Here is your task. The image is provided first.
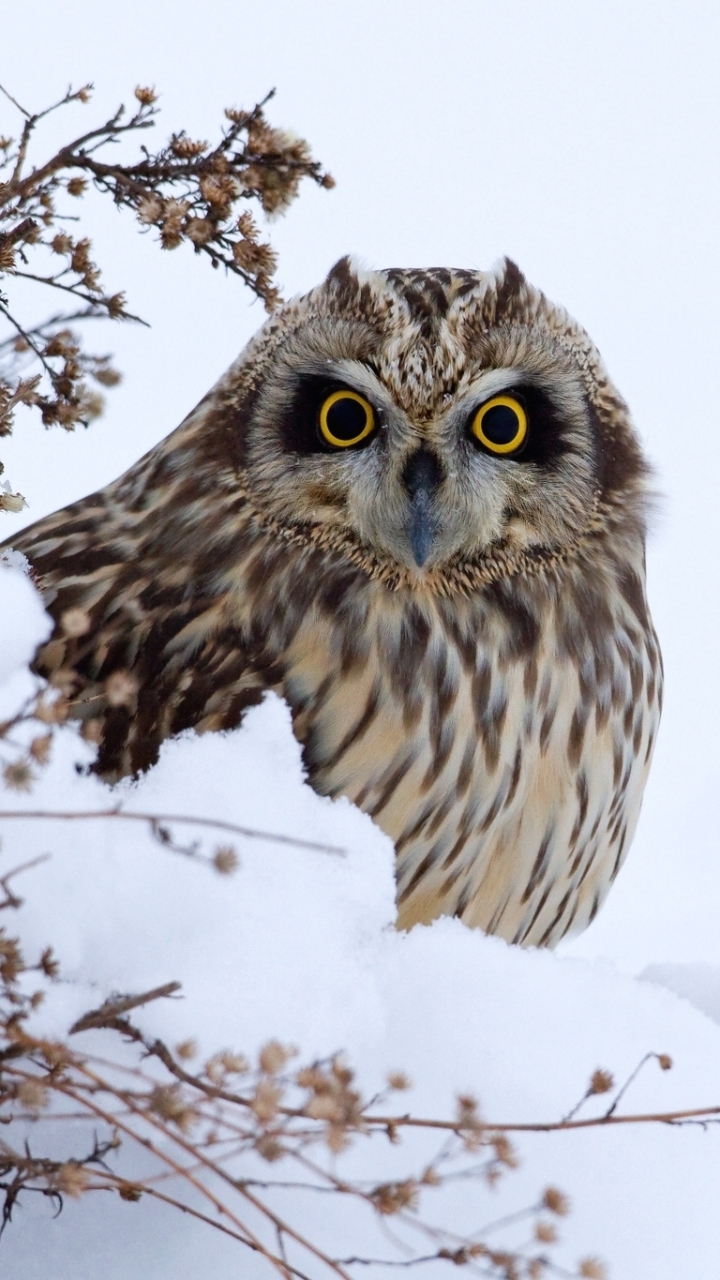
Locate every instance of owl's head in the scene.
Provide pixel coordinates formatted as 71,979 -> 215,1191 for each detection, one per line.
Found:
211,257 -> 649,590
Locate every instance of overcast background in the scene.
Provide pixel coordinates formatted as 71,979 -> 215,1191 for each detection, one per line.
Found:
2,2 -> 720,1013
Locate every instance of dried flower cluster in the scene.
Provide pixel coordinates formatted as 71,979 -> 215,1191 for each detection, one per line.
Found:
0,79 -> 332,504
0,860 -> 614,1279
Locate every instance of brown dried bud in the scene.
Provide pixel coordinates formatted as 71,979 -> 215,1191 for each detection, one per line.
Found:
53,1163 -> 89,1197
134,86 -> 158,105
259,1040 -> 295,1075
220,1051 -> 249,1074
148,1085 -> 197,1131
542,1186 -> 570,1217
305,1094 -> 342,1122
370,1180 -> 418,1216
386,1071 -> 411,1091
118,1183 -> 143,1202
39,946 -> 59,978
212,845 -> 239,876
657,1053 -> 673,1071
256,1135 -> 283,1162
2,760 -> 35,792
136,196 -> 163,225
175,1039 -> 198,1061
92,364 -> 121,387
29,734 -> 53,765
185,217 -> 215,246
17,1078 -> 48,1111
535,1220 -> 557,1244
589,1069 -> 614,1096
66,177 -> 87,197
170,134 -> 208,158
51,233 -> 73,255
251,1080 -> 282,1122
579,1260 -> 607,1280
106,293 -> 127,319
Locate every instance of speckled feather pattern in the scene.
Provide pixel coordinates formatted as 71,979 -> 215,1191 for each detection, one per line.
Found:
4,258 -> 661,946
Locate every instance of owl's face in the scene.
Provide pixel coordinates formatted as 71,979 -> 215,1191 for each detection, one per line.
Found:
235,259 -> 646,584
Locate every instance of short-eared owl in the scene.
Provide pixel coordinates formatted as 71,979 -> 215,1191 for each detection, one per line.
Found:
3,257 -> 662,947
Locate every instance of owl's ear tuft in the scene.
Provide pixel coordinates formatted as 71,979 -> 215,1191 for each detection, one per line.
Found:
494,258 -> 527,322
325,255 -> 363,304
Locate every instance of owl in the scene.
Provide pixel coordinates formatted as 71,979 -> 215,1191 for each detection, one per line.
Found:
2,257 -> 662,947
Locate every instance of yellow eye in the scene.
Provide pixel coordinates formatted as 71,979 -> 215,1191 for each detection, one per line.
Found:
318,389 -> 375,449
471,395 -> 528,455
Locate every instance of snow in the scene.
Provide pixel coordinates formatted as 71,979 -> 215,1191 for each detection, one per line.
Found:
3,562 -> 720,1280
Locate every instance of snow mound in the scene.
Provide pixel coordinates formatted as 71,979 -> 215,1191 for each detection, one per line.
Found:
2,567 -> 720,1279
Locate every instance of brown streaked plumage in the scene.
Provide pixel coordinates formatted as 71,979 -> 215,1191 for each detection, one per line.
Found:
2,257 -> 662,946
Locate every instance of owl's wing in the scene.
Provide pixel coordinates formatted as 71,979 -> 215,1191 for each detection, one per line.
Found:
3,391 -> 278,780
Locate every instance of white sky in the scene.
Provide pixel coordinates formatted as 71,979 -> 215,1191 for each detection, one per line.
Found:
2,0 -> 720,971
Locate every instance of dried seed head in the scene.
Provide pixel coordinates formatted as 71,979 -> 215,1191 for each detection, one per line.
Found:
657,1053 -> 673,1071
491,1133 -> 518,1168
106,293 -> 127,319
175,1039 -> 198,1061
53,1163 -> 89,1197
386,1071 -> 411,1091
148,1085 -> 197,1132
579,1260 -> 606,1279
256,1135 -> 283,1162
185,217 -> 215,246
212,845 -> 239,876
305,1094 -> 343,1122
170,134 -> 208,158
118,1183 -> 143,1202
39,946 -> 59,979
370,1179 -> 419,1216
29,733 -> 53,765
3,761 -> 35,792
589,1069 -> 614,1096
92,364 -> 122,387
251,1080 -> 282,1122
51,232 -> 73,255
543,1187 -> 570,1217
17,1078 -> 49,1111
259,1040 -> 295,1075
134,86 -> 158,105
535,1221 -> 557,1244
136,195 -> 163,225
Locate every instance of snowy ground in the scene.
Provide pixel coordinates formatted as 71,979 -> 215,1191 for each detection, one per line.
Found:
2,559 -> 720,1280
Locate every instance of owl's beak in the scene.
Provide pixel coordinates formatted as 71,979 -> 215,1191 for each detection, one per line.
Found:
403,449 -> 442,568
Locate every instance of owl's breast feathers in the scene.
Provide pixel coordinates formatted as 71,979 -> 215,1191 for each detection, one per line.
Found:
8,450 -> 660,948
